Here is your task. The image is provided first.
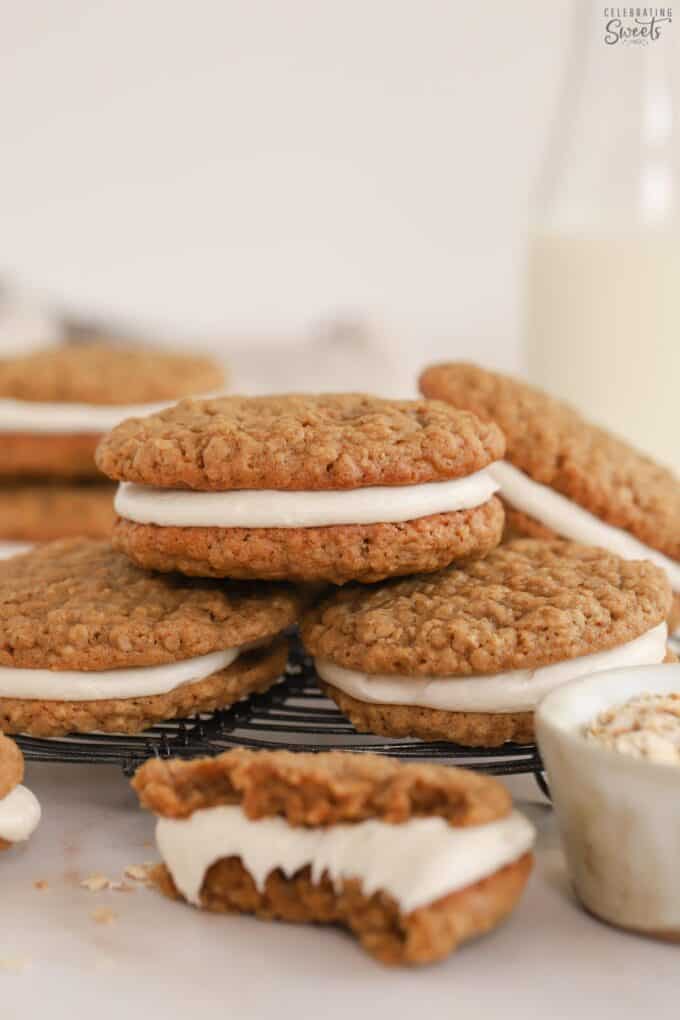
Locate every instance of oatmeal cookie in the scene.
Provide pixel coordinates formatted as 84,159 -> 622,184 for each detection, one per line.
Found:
97,393 -> 506,583
0,539 -> 304,736
301,539 -> 673,746
419,363 -> 680,592
133,749 -> 534,965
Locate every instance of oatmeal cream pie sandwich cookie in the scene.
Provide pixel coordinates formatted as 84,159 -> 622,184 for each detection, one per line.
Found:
419,362 -> 680,629
302,539 -> 675,748
0,539 -> 304,736
0,343 -> 224,479
0,733 -> 41,850
133,749 -> 535,966
96,393 -> 506,584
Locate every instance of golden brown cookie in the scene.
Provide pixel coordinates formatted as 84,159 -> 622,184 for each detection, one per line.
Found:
133,749 -> 534,965
0,343 -> 224,479
133,747 -> 511,825
0,343 -> 223,405
0,480 -> 116,541
419,362 -> 680,595
319,685 -> 536,747
96,393 -> 504,490
0,433 -> 104,480
0,538 -> 302,670
0,640 -> 287,737
110,499 -> 504,584
0,539 -> 304,735
97,393 -> 506,583
151,851 -> 533,966
0,732 -> 23,800
320,647 -> 678,747
501,504 -> 680,632
302,539 -> 673,747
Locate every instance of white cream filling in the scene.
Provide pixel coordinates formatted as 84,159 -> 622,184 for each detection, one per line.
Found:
0,396 -> 182,434
0,784 -> 41,843
490,461 -> 680,593
0,647 -> 244,701
0,541 -> 33,561
155,805 -> 535,912
114,468 -> 500,529
317,623 -> 669,714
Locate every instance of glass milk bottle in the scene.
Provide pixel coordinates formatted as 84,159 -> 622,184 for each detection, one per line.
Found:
526,3 -> 680,472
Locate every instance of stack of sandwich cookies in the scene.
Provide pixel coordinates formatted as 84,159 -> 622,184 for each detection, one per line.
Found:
302,540 -> 674,747
96,393 -> 505,584
0,343 -> 224,545
420,362 -> 680,629
0,733 -> 41,849
0,539 -> 304,736
133,749 -> 535,966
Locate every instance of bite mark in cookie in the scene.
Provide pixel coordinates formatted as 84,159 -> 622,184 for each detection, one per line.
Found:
133,749 -> 534,965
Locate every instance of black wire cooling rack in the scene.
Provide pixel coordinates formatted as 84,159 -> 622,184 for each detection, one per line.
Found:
15,636 -> 548,795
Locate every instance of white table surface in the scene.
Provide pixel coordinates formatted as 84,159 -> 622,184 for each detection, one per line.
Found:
3,763 -> 678,1020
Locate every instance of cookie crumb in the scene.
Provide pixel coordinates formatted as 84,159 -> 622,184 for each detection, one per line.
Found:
124,864 -> 150,882
111,881 -> 134,893
33,879 -> 49,891
80,873 -> 111,892
91,908 -> 117,925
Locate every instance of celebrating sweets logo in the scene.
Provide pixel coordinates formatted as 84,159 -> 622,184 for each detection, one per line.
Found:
603,7 -> 672,43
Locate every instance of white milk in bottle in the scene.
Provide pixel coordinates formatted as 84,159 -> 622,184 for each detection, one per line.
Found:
526,5 -> 680,472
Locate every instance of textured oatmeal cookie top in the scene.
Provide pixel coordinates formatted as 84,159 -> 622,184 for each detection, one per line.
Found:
0,343 -> 223,406
0,539 -> 304,671
133,748 -> 511,826
302,539 -> 671,676
419,362 -> 680,561
0,733 -> 23,799
95,393 -> 505,491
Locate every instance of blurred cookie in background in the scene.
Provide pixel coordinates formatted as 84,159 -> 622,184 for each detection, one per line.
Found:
0,479 -> 116,543
0,343 -> 225,479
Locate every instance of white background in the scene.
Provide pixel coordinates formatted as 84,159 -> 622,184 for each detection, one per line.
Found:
0,0 -> 571,371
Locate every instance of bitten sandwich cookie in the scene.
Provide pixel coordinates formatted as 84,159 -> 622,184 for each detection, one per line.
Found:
0,343 -> 224,479
419,362 -> 680,629
133,749 -> 535,966
96,393 -> 506,584
0,733 -> 41,849
302,540 -> 674,747
0,480 -> 116,541
0,539 -> 304,736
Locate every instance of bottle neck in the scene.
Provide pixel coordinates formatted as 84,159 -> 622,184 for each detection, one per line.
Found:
535,1 -> 679,234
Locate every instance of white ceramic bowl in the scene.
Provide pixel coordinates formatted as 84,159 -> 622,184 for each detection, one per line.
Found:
536,662 -> 680,940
